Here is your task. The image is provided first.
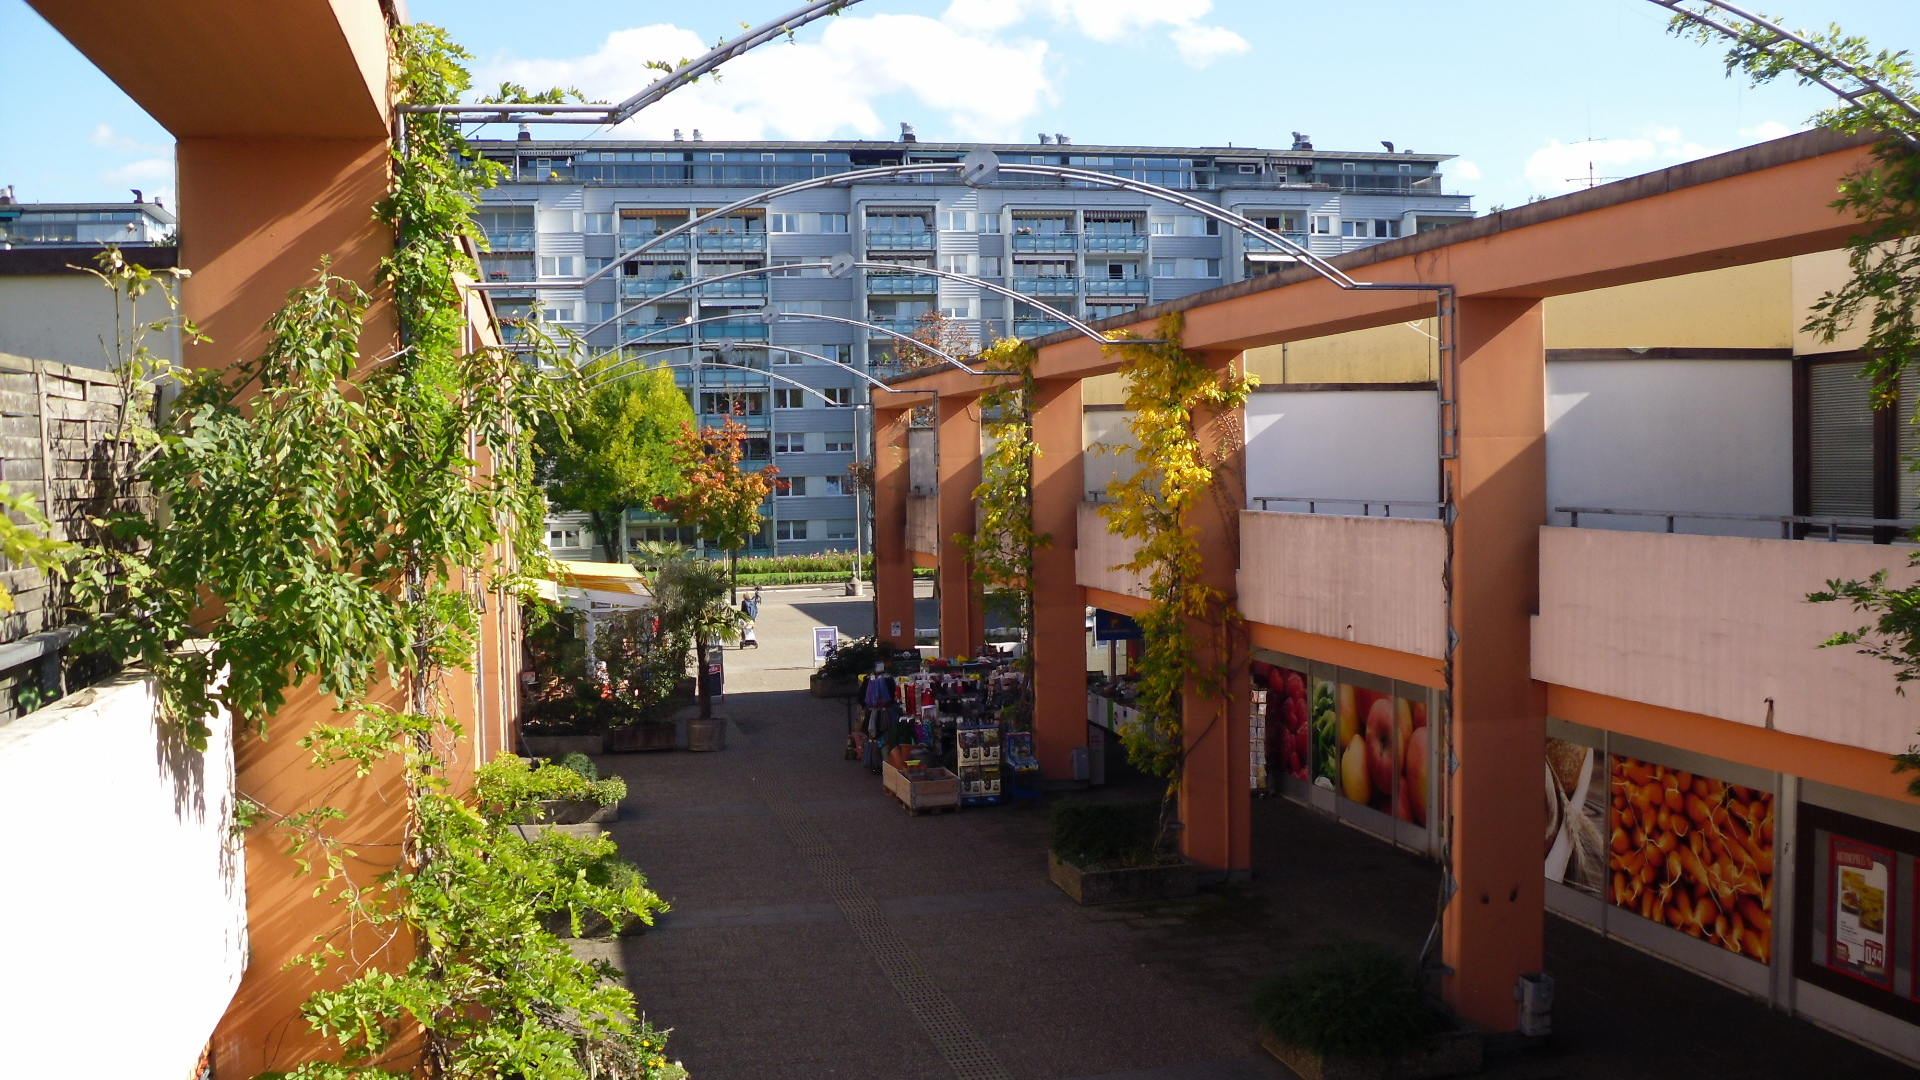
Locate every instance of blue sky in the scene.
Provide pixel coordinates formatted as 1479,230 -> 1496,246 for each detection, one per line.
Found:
4,0 -> 1917,213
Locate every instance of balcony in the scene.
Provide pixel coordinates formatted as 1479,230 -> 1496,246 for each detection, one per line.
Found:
1012,277 -> 1078,297
1084,234 -> 1147,253
481,229 -> 535,252
908,494 -> 939,556
866,273 -> 939,294
1084,278 -> 1149,297
1243,233 -> 1313,254
1238,510 -> 1449,660
865,231 -> 936,252
623,323 -> 694,344
696,232 -> 767,253
1012,232 -> 1079,253
1533,525 -> 1920,755
697,278 -> 769,299
866,318 -> 928,336
479,257 -> 535,283
701,318 -> 770,342
1076,502 -> 1146,598
619,232 -> 691,252
1014,319 -> 1071,337
620,277 -> 688,298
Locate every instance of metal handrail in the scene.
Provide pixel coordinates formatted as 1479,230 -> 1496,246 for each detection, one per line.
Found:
1252,496 -> 1445,518
1556,506 -> 1920,541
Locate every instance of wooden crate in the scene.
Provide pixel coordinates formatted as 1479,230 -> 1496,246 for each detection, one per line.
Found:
882,762 -> 960,815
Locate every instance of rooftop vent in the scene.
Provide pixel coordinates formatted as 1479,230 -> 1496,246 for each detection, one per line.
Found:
692,129 -> 703,141
517,123 -> 531,142
131,189 -> 143,203
1055,133 -> 1070,145
1381,140 -> 1395,154
900,122 -> 916,143
1037,133 -> 1052,145
1291,131 -> 1313,151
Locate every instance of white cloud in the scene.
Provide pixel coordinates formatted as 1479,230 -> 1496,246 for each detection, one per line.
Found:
1451,159 -> 1483,181
478,1 -> 1250,143
1739,119 -> 1796,142
1522,128 -> 1722,194
103,158 -> 173,183
90,123 -> 168,155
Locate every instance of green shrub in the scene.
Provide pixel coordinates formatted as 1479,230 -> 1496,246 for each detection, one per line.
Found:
818,636 -> 887,680
1049,799 -> 1160,867
557,752 -> 597,782
1252,941 -> 1445,1059
476,754 -> 627,815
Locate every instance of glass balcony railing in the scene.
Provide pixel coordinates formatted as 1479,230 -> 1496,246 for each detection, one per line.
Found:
702,318 -> 770,342
619,232 -> 691,252
1012,277 -> 1078,297
1014,319 -> 1071,337
698,278 -> 770,299
866,318 -> 928,336
865,232 -> 936,252
1084,234 -> 1147,253
480,259 -> 536,282
481,229 -> 535,252
1084,278 -> 1149,297
695,233 -> 767,253
1243,233 -> 1312,254
866,273 -> 939,294
620,277 -> 689,298
622,323 -> 694,343
1011,232 -> 1078,253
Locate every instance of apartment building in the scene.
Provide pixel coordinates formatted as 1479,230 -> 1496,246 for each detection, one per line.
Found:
470,134 -> 1473,561
0,193 -> 180,369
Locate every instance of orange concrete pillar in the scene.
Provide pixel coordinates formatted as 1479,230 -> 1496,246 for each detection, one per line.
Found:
1177,351 -> 1252,877
937,392 -> 985,657
1441,297 -> 1548,1033
872,404 -> 915,651
1030,377 -> 1086,778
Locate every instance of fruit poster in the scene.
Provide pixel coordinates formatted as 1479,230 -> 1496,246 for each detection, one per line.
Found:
1252,660 -> 1313,784
1829,837 -> 1893,989
1545,739 -> 1607,899
1328,681 -> 1429,825
1607,755 -> 1775,964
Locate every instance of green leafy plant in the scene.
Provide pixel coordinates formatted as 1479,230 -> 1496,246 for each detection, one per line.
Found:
475,753 -> 626,815
650,417 -> 777,599
543,364 -> 695,562
1048,799 -> 1162,868
1098,314 -> 1255,792
817,636 -> 886,680
651,550 -> 742,720
1252,941 -> 1445,1059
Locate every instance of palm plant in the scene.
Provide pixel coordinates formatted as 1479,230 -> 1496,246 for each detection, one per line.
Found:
651,553 -> 741,720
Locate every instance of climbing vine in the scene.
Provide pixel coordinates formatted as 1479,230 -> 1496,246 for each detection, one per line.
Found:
955,339 -> 1046,708
1098,314 -> 1255,784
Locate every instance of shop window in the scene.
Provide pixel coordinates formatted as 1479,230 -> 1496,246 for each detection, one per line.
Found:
1794,803 -> 1920,1023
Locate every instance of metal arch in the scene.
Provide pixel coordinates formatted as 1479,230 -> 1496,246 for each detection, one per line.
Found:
594,358 -> 840,404
740,310 -> 1014,375
849,260 -> 1103,342
1649,0 -> 1920,143
584,342 -> 904,393
402,0 -> 875,127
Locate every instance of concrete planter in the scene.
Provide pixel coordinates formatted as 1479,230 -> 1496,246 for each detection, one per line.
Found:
1258,1026 -> 1482,1080
810,674 -> 860,699
1047,850 -> 1197,905
544,909 -> 650,939
529,798 -> 618,825
521,734 -> 604,759
604,723 -> 677,753
687,716 -> 728,752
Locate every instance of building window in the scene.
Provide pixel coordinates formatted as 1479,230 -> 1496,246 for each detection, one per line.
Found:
824,521 -> 856,540
977,256 -> 1002,277
547,528 -> 582,548
772,350 -> 804,365
976,214 -> 1000,234
742,436 -> 770,461
1150,220 -> 1175,236
937,210 -> 970,231
1203,259 -> 1220,278
539,255 -> 579,277
775,476 -> 808,497
1311,215 -> 1333,235
543,301 -> 579,323
940,305 -> 971,320
769,212 -> 803,233
775,519 -> 806,541
824,436 -> 854,453
588,301 -> 620,324
774,388 -> 806,409
1375,219 -> 1401,238
824,475 -> 850,496
774,432 -> 805,454
771,256 -> 827,278
822,387 -> 853,407
824,344 -> 852,364
820,213 -> 849,234
1152,259 -> 1176,277
1204,217 -> 1220,236
938,253 -> 970,275
584,213 -> 614,234
701,391 -> 765,416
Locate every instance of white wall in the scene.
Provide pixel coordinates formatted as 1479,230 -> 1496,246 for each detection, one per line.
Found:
907,427 -> 936,494
0,671 -> 245,1079
1083,409 -> 1140,501
1244,389 -> 1439,515
1546,359 -> 1791,537
0,276 -> 182,371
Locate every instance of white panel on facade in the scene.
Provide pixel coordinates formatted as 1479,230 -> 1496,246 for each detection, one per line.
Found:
1546,359 -> 1792,536
1244,389 -> 1439,512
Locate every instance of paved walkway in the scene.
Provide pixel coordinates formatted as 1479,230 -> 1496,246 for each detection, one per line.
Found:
588,588 -> 1918,1079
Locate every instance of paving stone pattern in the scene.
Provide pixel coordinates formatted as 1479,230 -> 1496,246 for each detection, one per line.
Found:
592,587 -> 1917,1079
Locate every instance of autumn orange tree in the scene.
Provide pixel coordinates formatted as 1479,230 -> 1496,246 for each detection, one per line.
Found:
650,417 -> 777,600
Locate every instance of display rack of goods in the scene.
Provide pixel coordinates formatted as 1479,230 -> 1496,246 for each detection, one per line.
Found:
957,724 -> 1003,804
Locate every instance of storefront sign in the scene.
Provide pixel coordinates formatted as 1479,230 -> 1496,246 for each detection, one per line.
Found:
1093,609 -> 1143,642
1830,837 -> 1894,989
813,626 -> 838,662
